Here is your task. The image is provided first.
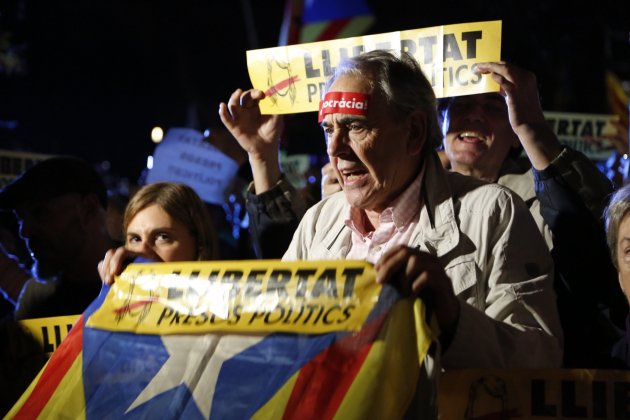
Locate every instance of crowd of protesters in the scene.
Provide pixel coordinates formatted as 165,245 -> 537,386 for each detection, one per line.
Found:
0,47 -> 629,416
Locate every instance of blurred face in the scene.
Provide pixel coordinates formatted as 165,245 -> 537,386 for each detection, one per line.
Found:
16,193 -> 88,279
442,93 -> 519,182
126,204 -> 197,262
616,213 -> 630,304
321,74 -> 422,212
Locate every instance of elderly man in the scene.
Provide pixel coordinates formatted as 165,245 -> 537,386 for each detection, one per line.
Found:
220,50 -> 562,369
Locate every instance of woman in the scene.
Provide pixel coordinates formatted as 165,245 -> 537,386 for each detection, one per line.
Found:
98,182 -> 218,285
605,183 -> 630,367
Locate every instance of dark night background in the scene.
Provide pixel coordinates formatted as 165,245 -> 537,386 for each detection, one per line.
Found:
0,0 -> 629,184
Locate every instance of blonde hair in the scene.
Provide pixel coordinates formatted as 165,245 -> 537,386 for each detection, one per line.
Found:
124,182 -> 218,260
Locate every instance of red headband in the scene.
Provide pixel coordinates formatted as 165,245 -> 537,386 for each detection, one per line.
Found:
318,92 -> 370,123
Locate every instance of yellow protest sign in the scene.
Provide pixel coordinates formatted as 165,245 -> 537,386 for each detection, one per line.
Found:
87,259 -> 380,335
246,20 -> 502,114
543,111 -> 620,161
439,368 -> 630,419
18,315 -> 80,356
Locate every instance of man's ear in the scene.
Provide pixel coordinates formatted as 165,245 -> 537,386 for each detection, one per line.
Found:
80,193 -> 104,221
407,109 -> 427,156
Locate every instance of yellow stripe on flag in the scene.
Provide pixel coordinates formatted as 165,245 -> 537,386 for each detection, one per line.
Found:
37,351 -> 86,419
334,298 -> 437,418
251,372 -> 299,419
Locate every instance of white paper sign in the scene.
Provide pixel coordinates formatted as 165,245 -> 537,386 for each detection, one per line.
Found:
146,128 -> 239,204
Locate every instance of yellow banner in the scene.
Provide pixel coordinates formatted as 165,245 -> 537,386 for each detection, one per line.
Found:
247,20 -> 502,114
87,259 -> 380,334
18,315 -> 80,356
543,111 -> 620,161
439,368 -> 630,419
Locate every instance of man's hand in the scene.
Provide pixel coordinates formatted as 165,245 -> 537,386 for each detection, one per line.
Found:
475,62 -> 562,170
375,245 -> 460,345
218,88 -> 284,193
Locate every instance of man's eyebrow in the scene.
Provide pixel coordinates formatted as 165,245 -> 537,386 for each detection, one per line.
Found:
338,116 -> 364,125
486,93 -> 505,102
320,115 -> 367,130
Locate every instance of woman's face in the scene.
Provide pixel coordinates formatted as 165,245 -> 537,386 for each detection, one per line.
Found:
617,213 -> 630,304
125,204 -> 197,262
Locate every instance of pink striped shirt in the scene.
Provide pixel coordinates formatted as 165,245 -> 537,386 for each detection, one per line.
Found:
345,167 -> 424,264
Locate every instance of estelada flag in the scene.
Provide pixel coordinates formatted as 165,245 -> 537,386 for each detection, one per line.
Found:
278,0 -> 375,46
7,260 -> 437,419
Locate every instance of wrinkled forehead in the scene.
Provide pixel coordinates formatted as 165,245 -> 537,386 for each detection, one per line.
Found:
328,73 -> 372,94
446,92 -> 505,110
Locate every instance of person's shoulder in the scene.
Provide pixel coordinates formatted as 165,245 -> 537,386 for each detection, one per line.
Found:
305,190 -> 347,214
15,278 -> 57,320
447,171 -> 526,211
299,191 -> 348,230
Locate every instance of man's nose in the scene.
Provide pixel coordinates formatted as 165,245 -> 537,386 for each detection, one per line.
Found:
326,130 -> 349,158
463,103 -> 486,122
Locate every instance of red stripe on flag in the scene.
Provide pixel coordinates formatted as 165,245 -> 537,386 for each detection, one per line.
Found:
317,18 -> 351,42
282,314 -> 387,420
14,315 -> 85,418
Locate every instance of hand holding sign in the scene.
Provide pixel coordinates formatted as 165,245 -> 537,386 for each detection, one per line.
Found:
219,89 -> 284,194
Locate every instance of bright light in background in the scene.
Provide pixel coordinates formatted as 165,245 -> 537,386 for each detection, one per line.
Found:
151,126 -> 164,143
147,155 -> 153,169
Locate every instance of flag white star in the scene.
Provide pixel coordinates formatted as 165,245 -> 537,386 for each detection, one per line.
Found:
126,333 -> 264,418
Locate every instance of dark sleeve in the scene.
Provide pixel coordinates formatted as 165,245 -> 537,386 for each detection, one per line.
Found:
537,147 -> 614,219
534,153 -> 628,366
245,176 -> 308,259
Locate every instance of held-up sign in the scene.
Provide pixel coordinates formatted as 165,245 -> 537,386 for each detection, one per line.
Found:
246,20 -> 502,114
544,112 -> 621,161
146,128 -> 239,205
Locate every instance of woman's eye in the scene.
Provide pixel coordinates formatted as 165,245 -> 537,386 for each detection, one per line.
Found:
156,233 -> 170,242
127,236 -> 140,244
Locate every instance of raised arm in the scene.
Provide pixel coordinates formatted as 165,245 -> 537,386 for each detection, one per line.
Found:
218,88 -> 284,194
475,62 -> 563,170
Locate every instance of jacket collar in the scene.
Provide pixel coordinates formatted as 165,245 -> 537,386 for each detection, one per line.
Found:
322,151 -> 461,259
410,151 -> 460,257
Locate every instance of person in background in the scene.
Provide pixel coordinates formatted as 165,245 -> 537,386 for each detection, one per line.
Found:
0,156 -> 114,414
105,192 -> 129,246
605,182 -> 630,367
0,156 -> 114,320
599,120 -> 629,188
220,50 -> 563,377
99,182 -> 218,285
438,62 -> 626,367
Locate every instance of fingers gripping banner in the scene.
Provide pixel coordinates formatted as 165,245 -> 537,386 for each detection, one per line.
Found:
8,259 -> 438,419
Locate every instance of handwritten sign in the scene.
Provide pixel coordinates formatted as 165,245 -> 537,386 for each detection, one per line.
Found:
146,128 -> 239,205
